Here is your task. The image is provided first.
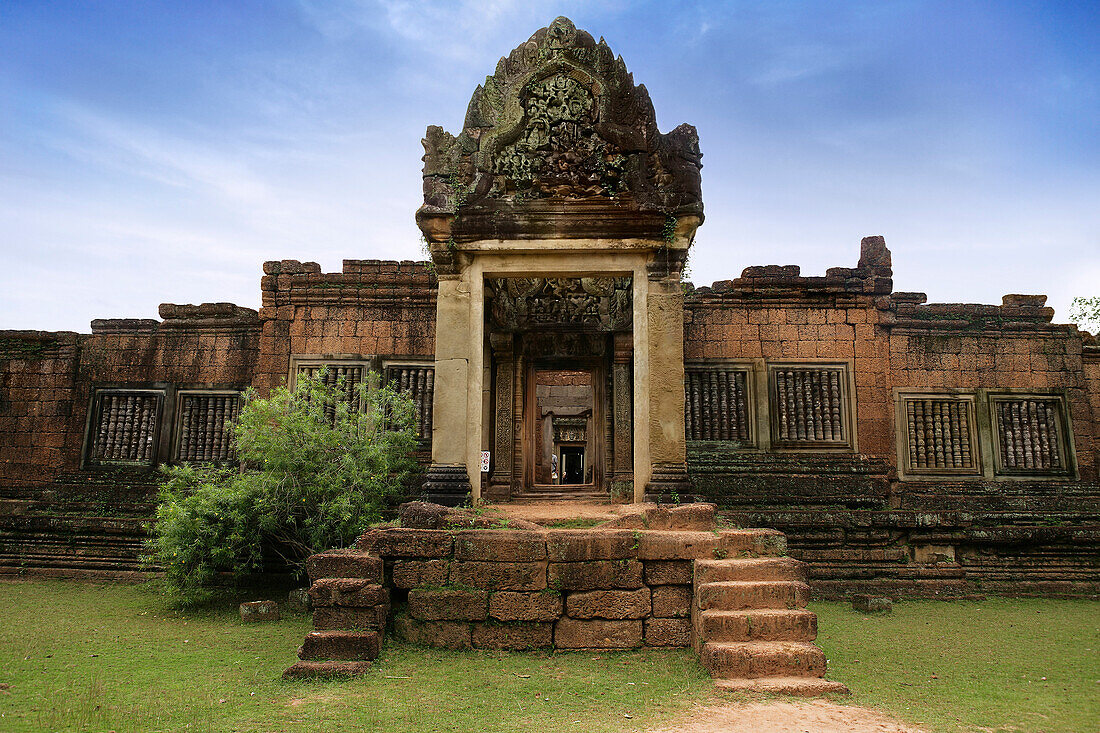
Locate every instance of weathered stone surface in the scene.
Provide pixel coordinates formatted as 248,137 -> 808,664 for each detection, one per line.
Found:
286,588 -> 312,614
696,581 -> 811,611
565,588 -> 651,619
391,559 -> 450,589
407,589 -> 489,621
700,641 -> 826,679
306,551 -> 382,582
298,630 -> 381,661
453,530 -> 547,562
643,560 -> 693,586
312,606 -> 389,631
851,595 -> 893,613
309,579 -> 388,608
472,622 -> 554,650
357,528 -> 453,558
696,609 -> 817,643
637,530 -> 786,560
650,585 -> 692,618
489,591 -> 563,622
644,618 -> 692,647
393,615 -> 472,649
239,600 -> 279,623
397,501 -> 451,529
544,530 -> 639,561
554,618 -> 643,649
602,504 -> 717,531
547,560 -> 644,590
449,561 -> 547,591
282,660 -> 372,679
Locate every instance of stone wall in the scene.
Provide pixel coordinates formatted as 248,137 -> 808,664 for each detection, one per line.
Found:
351,526 -> 783,650
253,259 -> 436,396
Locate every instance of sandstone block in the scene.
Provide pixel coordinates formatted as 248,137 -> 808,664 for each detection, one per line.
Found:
282,660 -> 371,679
565,588 -> 651,619
239,600 -> 279,623
286,588 -> 311,614
306,551 -> 382,582
357,528 -> 453,558
851,595 -> 892,613
312,605 -> 389,631
449,561 -> 548,591
548,560 -> 644,590
644,618 -> 692,647
472,622 -> 553,650
637,530 -> 786,560
489,591 -> 563,622
643,560 -> 693,585
650,585 -> 692,618
298,630 -> 381,661
700,641 -> 826,679
554,618 -> 642,649
392,559 -> 450,589
393,615 -> 471,649
408,588 -> 488,621
453,530 -> 547,562
309,579 -> 389,608
544,530 -> 638,561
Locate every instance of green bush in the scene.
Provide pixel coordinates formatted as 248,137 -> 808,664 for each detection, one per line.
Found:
148,372 -> 419,604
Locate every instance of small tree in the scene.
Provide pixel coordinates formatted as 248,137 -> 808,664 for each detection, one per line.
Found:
1068,296 -> 1100,334
148,372 -> 418,604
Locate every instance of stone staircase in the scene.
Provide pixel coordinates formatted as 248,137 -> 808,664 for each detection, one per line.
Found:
283,551 -> 391,678
692,556 -> 848,695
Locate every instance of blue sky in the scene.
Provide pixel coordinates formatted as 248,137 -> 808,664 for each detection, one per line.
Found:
1,1 -> 1097,331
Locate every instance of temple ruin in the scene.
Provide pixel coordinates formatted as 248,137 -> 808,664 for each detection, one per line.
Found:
1,17 -> 1097,603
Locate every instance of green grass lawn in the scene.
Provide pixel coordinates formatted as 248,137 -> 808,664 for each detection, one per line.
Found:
1,580 -> 1097,732
812,598 -> 1100,733
0,580 -> 710,732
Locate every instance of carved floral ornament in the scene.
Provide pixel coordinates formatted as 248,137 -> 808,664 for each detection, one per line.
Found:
486,277 -> 632,332
418,17 -> 703,224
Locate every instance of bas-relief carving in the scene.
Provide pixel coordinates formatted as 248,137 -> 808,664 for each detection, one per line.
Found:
486,277 -> 632,332
418,16 -> 702,222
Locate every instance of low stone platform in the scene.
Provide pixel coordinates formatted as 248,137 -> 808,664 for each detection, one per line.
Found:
285,502 -> 847,695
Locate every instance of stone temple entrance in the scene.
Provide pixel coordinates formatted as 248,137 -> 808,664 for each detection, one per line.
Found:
416,17 -> 704,506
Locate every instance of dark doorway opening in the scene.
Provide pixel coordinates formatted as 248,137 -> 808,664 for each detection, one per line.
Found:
560,445 -> 585,485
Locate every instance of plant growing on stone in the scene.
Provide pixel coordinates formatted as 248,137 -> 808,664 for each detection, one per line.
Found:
148,371 -> 418,604
1068,296 -> 1100,333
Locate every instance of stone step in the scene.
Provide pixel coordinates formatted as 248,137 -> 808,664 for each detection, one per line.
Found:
282,660 -> 373,679
700,641 -> 827,679
714,677 -> 849,696
694,557 -> 805,585
298,630 -> 382,661
696,580 -> 811,610
696,609 -> 817,643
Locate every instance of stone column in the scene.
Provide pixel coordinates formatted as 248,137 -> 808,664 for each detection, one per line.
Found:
422,274 -> 472,506
487,332 -> 515,499
610,332 -> 634,503
643,262 -> 691,503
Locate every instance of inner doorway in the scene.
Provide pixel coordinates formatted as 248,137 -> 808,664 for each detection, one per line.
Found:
560,445 -> 585,484
528,365 -> 602,491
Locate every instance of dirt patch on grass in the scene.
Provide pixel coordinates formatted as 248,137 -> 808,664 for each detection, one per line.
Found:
647,697 -> 925,733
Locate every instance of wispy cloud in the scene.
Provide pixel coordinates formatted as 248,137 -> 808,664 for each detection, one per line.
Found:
296,0 -> 585,63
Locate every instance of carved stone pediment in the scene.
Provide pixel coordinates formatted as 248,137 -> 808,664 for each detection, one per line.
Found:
418,17 -> 703,242
487,276 -> 632,332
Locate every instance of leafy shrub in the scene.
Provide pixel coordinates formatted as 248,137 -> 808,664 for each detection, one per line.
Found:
148,372 -> 418,604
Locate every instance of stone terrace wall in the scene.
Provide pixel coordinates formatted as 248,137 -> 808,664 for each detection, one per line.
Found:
353,527 -> 784,650
0,305 -> 260,577
682,240 -> 1099,599
252,259 -> 436,395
